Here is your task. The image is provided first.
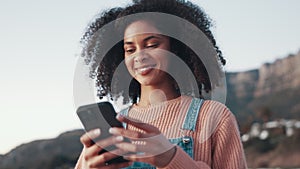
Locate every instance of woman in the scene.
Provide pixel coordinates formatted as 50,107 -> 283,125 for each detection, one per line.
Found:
75,0 -> 247,168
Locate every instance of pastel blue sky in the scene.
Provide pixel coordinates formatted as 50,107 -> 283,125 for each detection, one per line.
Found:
0,0 -> 299,154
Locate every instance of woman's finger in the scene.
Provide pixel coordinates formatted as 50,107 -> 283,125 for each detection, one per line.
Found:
115,140 -> 167,153
80,128 -> 101,147
116,115 -> 160,133
109,127 -> 148,139
123,153 -> 148,162
85,135 -> 124,158
116,140 -> 173,157
95,135 -> 124,149
115,142 -> 143,153
87,149 -> 130,168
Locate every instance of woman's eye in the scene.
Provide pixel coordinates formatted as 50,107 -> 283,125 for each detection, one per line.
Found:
125,48 -> 135,54
146,43 -> 158,48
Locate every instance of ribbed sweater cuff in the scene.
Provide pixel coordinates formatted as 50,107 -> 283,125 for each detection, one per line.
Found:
158,146 -> 210,169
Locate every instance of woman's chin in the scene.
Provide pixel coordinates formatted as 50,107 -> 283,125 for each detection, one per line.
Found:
137,77 -> 156,86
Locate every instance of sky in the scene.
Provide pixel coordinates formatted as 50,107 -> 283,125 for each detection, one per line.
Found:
0,0 -> 299,154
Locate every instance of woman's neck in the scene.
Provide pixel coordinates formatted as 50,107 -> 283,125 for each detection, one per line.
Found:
138,85 -> 180,107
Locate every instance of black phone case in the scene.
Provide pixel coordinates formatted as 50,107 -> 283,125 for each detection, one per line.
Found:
77,102 -> 130,164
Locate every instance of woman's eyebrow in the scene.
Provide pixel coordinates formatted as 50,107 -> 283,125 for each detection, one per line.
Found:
124,35 -> 162,45
143,35 -> 159,42
143,35 -> 161,42
124,41 -> 134,45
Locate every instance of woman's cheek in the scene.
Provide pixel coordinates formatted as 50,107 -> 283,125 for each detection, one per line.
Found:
125,58 -> 135,77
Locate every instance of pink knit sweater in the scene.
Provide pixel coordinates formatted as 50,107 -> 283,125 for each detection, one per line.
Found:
75,96 -> 248,169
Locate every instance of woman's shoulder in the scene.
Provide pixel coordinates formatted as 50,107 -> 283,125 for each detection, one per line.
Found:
202,99 -> 229,110
200,99 -> 234,122
182,96 -> 231,114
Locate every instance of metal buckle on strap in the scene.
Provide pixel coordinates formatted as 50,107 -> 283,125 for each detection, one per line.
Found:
180,128 -> 191,144
182,136 -> 190,143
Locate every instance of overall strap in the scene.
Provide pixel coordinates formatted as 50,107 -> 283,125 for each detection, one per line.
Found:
181,98 -> 204,131
119,107 -> 129,129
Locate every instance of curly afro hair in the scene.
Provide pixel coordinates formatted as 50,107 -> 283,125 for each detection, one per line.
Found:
80,0 -> 226,104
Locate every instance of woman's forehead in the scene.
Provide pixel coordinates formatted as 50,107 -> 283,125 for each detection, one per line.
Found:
123,20 -> 162,39
123,33 -> 166,43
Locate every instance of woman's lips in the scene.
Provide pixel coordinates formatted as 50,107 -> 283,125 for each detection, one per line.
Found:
135,64 -> 156,75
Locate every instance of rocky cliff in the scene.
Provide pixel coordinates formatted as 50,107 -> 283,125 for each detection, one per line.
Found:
255,52 -> 300,97
226,50 -> 300,123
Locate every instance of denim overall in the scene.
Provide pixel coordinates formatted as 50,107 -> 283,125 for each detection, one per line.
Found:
120,98 -> 204,169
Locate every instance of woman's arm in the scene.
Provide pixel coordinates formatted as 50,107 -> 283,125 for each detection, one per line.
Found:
211,111 -> 247,169
160,103 -> 247,169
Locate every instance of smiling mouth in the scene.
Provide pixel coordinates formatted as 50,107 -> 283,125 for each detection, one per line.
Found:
135,64 -> 157,75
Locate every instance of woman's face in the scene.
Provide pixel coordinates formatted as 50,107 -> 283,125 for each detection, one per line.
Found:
123,20 -> 172,87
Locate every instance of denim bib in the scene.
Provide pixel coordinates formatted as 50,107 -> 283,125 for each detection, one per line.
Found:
120,98 -> 204,169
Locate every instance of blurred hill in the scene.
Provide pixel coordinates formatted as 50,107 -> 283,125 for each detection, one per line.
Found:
1,51 -> 300,168
226,50 -> 300,132
0,130 -> 84,169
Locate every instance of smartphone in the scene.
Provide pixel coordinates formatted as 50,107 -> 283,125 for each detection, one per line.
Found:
76,101 -> 129,164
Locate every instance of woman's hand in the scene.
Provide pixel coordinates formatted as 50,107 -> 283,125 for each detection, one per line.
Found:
79,128 -> 132,169
109,115 -> 176,168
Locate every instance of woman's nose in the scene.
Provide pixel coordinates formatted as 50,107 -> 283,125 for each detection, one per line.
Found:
133,50 -> 148,63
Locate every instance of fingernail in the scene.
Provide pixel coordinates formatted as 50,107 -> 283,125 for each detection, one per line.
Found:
116,136 -> 124,141
109,128 -> 116,134
93,128 -> 100,136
